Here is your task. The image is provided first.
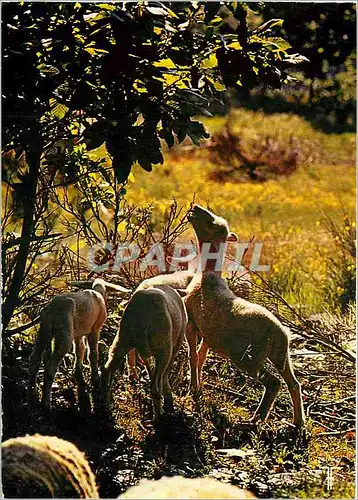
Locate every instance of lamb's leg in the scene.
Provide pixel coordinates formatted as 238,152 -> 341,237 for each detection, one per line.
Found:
42,338 -> 71,412
197,340 -> 209,391
162,370 -> 174,414
150,350 -> 171,422
74,337 -> 86,388
281,355 -> 305,427
162,333 -> 181,414
128,349 -> 139,380
186,321 -> 201,397
75,337 -> 92,413
230,345 -> 281,424
251,369 -> 282,423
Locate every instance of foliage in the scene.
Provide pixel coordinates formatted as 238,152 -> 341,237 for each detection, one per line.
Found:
259,3 -> 356,81
321,211 -> 356,313
245,4 -> 356,131
2,1 -> 301,183
206,114 -> 300,182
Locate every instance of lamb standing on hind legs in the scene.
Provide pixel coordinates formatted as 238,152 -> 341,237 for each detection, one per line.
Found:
184,205 -> 305,428
27,278 -> 130,412
101,284 -> 188,421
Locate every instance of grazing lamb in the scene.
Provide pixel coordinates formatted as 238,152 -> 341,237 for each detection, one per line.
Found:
184,205 -> 305,427
2,434 -> 98,498
118,475 -> 256,499
27,278 -> 130,412
102,284 -> 188,421
126,270 -> 194,379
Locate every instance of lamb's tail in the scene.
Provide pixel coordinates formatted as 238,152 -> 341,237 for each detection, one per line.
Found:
135,326 -> 151,360
272,325 -> 290,372
38,310 -> 54,362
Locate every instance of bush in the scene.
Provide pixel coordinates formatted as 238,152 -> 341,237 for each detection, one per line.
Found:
322,210 -> 356,312
207,118 -> 301,182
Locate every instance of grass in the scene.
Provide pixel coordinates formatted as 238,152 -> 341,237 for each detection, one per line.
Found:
126,108 -> 356,313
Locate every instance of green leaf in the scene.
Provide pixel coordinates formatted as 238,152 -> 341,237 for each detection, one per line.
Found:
49,98 -> 69,119
97,3 -> 116,10
264,37 -> 291,52
38,64 -> 60,76
133,79 -> 148,94
85,46 -> 109,56
254,18 -> 284,35
227,42 -> 242,50
83,121 -> 107,150
211,78 -> 226,92
153,58 -> 176,69
112,153 -> 132,183
160,127 -> 175,148
186,121 -> 210,146
201,53 -> 218,69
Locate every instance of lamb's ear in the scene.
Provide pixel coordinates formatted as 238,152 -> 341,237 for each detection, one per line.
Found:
227,232 -> 239,242
68,280 -> 94,289
104,282 -> 132,295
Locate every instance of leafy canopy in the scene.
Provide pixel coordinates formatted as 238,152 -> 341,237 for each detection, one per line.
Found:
3,2 -> 304,183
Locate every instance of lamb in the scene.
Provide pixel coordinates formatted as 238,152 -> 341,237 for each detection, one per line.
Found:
27,278 -> 130,412
184,205 -> 305,427
118,475 -> 256,499
1,434 -> 98,498
125,270 -> 194,379
101,284 -> 188,421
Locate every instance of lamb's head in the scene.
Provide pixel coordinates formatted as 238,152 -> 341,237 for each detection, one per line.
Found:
92,278 -> 107,299
188,205 -> 238,246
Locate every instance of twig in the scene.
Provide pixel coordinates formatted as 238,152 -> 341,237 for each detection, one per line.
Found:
204,381 -> 248,398
311,420 -> 336,432
314,427 -> 355,437
4,316 -> 40,336
310,412 -> 355,423
310,395 -> 355,407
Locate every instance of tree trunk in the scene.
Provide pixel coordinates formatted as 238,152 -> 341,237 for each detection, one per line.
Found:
2,147 -> 42,332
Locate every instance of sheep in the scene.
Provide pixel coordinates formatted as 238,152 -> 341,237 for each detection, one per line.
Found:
118,475 -> 256,499
184,205 -> 305,427
101,284 -> 188,421
27,278 -> 130,412
125,270 -> 194,379
1,434 -> 98,498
